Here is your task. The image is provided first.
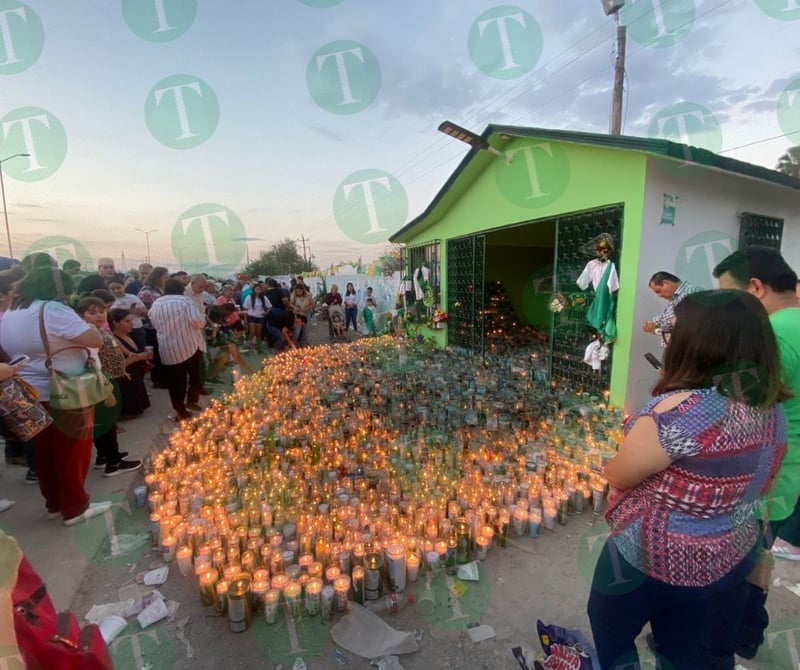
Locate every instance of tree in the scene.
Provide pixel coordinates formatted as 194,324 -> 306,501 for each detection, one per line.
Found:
374,247 -> 404,276
242,238 -> 315,277
776,146 -> 800,179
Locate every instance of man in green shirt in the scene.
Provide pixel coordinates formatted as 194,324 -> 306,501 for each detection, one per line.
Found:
710,246 -> 800,662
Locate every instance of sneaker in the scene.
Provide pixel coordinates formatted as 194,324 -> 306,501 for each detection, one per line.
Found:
24,470 -> 38,485
104,459 -> 142,477
95,451 -> 128,469
772,538 -> 800,561
63,501 -> 112,526
0,499 -> 15,513
47,510 -> 60,520
186,402 -> 203,412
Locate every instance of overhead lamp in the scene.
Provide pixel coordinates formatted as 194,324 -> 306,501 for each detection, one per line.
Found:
601,0 -> 625,15
438,121 -> 511,163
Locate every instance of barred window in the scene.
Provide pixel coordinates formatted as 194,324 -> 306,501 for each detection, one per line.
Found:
407,241 -> 441,310
738,212 -> 783,250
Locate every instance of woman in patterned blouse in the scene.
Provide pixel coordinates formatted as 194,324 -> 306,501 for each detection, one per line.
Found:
587,290 -> 789,670
75,298 -> 142,477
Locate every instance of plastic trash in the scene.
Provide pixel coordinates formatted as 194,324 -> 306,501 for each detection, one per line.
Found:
467,624 -> 496,643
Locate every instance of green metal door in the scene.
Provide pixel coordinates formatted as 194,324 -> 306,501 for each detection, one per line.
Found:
550,205 -> 623,395
446,235 -> 485,356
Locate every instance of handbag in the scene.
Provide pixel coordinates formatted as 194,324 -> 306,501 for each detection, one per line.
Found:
744,547 -> 774,592
13,555 -> 113,670
0,374 -> 53,440
38,303 -> 114,411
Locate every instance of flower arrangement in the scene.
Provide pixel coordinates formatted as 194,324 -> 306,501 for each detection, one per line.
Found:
432,309 -> 449,324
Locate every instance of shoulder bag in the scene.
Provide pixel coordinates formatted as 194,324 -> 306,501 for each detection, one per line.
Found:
38,302 -> 114,411
0,374 -> 53,440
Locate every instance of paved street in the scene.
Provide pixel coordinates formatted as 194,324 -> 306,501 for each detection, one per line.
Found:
2,318 -> 799,669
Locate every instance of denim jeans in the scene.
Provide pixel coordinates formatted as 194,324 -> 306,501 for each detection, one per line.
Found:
587,538 -> 754,670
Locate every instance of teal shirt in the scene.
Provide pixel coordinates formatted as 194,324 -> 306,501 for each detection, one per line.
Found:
769,307 -> 800,520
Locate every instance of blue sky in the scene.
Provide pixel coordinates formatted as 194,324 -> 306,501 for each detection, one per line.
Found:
1,0 -> 798,274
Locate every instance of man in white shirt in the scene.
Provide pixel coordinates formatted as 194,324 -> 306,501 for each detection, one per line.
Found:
149,278 -> 206,420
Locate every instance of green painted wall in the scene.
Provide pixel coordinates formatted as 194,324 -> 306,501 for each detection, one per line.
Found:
403,137 -> 648,407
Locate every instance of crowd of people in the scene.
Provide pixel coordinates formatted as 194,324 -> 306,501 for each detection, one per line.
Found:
0,256 -> 366,524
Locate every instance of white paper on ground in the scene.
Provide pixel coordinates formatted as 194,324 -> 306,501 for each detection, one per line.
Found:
330,604 -> 419,659
137,599 -> 169,629
456,562 -> 480,582
467,624 -> 496,643
143,566 -> 169,586
371,656 -> 404,670
85,600 -> 136,625
98,615 -> 128,644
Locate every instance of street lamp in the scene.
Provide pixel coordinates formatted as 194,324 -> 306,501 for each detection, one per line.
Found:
600,0 -> 627,135
134,228 -> 158,264
437,121 -> 512,163
0,153 -> 30,259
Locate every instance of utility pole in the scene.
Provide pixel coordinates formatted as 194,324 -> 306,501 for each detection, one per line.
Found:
297,234 -> 309,265
609,8 -> 627,136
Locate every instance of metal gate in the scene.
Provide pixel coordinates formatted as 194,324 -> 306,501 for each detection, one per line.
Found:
550,205 -> 623,395
446,235 -> 485,355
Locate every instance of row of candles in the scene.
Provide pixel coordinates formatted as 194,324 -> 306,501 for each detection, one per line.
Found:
145,338 -> 621,631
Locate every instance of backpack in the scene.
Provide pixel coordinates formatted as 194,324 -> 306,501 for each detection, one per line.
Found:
12,556 -> 113,670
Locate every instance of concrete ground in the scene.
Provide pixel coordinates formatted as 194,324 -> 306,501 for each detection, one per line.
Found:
2,316 -> 799,670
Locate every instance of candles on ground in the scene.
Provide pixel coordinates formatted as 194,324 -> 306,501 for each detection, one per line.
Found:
476,534 -> 490,561
529,508 -> 542,538
512,507 -> 528,536
385,543 -> 407,592
305,577 -> 323,615
199,570 -> 218,607
325,565 -> 341,585
284,581 -> 302,621
176,545 -> 192,576
321,584 -> 335,620
215,579 -> 229,613
263,588 -> 281,624
406,551 -> 420,583
334,575 -> 351,612
351,566 -> 366,604
271,573 -> 290,593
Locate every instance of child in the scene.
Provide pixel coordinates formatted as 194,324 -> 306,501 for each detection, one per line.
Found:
330,307 -> 345,340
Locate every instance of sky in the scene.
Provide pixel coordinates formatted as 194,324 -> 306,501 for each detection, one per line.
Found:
0,0 -> 798,276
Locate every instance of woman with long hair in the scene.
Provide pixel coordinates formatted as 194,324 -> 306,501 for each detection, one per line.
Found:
242,283 -> 270,353
109,308 -> 152,418
137,266 -> 169,387
289,283 -> 315,347
343,282 -> 359,333
586,290 -> 790,670
0,267 -> 111,524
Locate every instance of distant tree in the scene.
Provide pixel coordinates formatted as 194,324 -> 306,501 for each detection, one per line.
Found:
776,146 -> 800,179
243,238 -> 315,277
374,247 -> 404,276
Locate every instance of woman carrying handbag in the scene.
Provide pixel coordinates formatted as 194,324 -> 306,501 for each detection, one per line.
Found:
0,268 -> 111,525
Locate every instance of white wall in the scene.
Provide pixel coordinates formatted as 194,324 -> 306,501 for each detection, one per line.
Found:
623,157 -> 800,411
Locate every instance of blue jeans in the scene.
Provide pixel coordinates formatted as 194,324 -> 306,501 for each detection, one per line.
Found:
587,538 -> 754,670
345,306 -> 358,331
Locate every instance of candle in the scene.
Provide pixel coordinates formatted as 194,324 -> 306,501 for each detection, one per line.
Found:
406,551 -> 420,583
251,580 -> 269,611
241,550 -> 255,575
325,565 -> 341,585
223,564 -> 241,582
385,543 -> 407,593
543,505 -> 556,530
334,575 -> 351,612
215,579 -> 229,613
321,584 -> 335,620
308,561 -> 323,579
364,552 -> 383,601
176,545 -> 193,576
283,581 -> 302,621
529,508 -> 542,538
426,550 -> 440,571
351,566 -> 366,604
263,588 -> 281,624
512,507 -> 528,537
228,577 -> 252,633
476,534 -> 489,561
199,570 -> 217,607
271,573 -> 290,592
434,540 -> 447,564
149,512 -> 161,548
253,568 -> 269,585
305,577 -> 323,616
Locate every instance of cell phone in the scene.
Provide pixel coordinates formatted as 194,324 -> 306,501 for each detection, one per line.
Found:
10,354 -> 31,367
644,352 -> 663,370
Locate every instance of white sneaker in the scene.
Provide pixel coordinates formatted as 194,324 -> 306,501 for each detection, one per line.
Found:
63,501 -> 112,526
0,499 -> 15,513
772,538 -> 800,561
